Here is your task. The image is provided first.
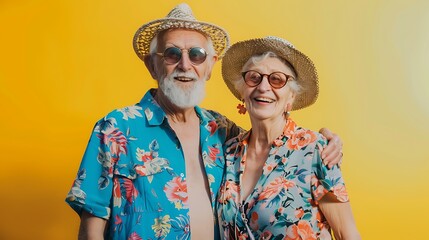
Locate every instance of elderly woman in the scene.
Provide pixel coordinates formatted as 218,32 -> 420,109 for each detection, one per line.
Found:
217,36 -> 360,240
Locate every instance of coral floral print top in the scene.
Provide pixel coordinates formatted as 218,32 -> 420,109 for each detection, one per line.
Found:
217,118 -> 349,240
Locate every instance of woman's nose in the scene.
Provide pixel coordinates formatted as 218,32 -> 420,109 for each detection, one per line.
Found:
257,76 -> 271,91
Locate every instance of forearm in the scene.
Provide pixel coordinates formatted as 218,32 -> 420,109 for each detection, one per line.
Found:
78,211 -> 107,240
329,211 -> 361,240
319,194 -> 361,240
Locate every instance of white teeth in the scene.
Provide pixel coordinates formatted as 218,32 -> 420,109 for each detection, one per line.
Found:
175,77 -> 193,81
255,97 -> 274,103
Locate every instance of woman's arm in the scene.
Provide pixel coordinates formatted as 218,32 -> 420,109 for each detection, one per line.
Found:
78,211 -> 107,240
318,193 -> 361,240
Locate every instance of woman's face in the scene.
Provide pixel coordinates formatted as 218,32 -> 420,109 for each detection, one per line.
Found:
241,57 -> 296,122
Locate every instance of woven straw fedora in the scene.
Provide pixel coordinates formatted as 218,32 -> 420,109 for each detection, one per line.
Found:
222,36 -> 319,111
133,3 -> 230,61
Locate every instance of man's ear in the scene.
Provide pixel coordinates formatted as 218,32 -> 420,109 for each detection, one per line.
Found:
205,55 -> 219,81
144,55 -> 158,80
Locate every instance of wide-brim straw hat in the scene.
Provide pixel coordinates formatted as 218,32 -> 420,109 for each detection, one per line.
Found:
222,36 -> 319,111
133,3 -> 230,60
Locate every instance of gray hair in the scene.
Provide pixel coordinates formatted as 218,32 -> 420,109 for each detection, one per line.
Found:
149,29 -> 216,64
233,51 -> 302,98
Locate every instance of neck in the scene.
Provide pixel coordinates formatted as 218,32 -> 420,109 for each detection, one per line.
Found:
154,89 -> 198,123
248,116 -> 287,149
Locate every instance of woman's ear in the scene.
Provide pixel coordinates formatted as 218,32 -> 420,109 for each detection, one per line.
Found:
287,92 -> 296,110
144,55 -> 158,80
286,103 -> 292,112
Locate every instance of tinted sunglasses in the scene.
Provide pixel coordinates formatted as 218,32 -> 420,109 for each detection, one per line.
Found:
155,47 -> 208,65
241,70 -> 293,89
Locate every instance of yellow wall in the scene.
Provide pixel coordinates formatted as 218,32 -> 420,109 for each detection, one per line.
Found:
1,0 -> 428,239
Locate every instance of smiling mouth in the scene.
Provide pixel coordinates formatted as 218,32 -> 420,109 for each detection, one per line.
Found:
254,97 -> 275,103
174,77 -> 194,82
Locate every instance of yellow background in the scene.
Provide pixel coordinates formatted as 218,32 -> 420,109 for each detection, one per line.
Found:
1,0 -> 428,239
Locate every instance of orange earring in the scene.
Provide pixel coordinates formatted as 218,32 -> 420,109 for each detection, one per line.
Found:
237,100 -> 247,114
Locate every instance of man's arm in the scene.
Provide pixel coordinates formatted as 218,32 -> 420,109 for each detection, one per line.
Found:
78,211 -> 107,240
319,128 -> 343,168
207,110 -> 245,142
219,111 -> 344,168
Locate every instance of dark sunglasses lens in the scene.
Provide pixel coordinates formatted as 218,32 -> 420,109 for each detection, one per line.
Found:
163,47 -> 182,64
188,47 -> 207,64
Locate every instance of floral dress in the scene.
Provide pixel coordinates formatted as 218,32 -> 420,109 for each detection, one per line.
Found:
66,89 -> 241,240
217,119 -> 349,240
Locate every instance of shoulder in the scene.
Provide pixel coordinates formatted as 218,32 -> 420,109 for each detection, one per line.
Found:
101,90 -> 152,122
110,103 -> 144,118
199,107 -> 240,128
93,103 -> 145,131
287,122 -> 327,151
199,108 -> 244,140
307,129 -> 327,150
200,108 -> 226,121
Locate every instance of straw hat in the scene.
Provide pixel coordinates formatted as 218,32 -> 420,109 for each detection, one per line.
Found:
133,3 -> 230,60
222,36 -> 319,111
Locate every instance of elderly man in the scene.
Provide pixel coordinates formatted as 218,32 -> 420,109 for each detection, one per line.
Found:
66,3 -> 343,240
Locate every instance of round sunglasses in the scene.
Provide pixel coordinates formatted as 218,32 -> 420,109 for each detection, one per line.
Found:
155,47 -> 208,65
241,70 -> 293,89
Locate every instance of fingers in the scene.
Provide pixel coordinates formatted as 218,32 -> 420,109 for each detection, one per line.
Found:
319,128 -> 339,159
319,128 -> 343,168
324,150 -> 343,169
319,128 -> 333,140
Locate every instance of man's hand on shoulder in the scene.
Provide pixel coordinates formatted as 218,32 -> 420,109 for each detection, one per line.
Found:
319,128 -> 343,169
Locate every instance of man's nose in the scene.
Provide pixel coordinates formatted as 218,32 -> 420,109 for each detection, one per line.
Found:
177,51 -> 193,71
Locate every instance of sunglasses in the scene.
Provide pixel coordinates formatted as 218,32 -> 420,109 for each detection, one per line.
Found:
241,70 -> 293,89
155,47 -> 208,65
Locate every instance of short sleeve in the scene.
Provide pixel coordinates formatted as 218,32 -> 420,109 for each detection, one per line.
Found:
310,134 -> 349,204
65,120 -> 114,220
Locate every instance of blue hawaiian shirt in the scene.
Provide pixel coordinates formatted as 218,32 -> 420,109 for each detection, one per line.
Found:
66,89 -> 241,240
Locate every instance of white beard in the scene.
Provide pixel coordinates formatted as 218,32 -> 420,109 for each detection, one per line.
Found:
159,70 -> 206,108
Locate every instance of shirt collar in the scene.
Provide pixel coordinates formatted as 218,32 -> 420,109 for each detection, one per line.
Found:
238,118 -> 298,147
138,89 -> 167,126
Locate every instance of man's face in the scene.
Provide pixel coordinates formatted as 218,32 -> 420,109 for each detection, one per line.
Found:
151,29 -> 217,108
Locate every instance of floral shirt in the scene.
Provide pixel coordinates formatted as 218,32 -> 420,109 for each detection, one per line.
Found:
217,119 -> 349,240
66,89 -> 241,240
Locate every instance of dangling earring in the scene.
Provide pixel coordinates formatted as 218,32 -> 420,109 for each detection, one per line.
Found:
237,100 -> 247,114
284,103 -> 291,119
284,111 -> 290,118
